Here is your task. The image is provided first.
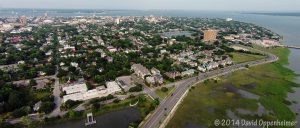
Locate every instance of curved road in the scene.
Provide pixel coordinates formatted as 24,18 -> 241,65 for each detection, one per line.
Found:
143,50 -> 278,128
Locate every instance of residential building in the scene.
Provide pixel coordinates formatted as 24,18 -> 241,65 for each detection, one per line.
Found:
33,101 -> 42,112
107,46 -> 117,52
146,76 -> 156,84
106,56 -> 113,63
167,39 -> 176,45
181,69 -> 195,76
165,71 -> 181,79
151,68 -> 161,75
71,62 -> 79,68
206,62 -> 219,70
153,74 -> 164,84
198,66 -> 207,72
131,64 -> 151,79
160,49 -> 167,54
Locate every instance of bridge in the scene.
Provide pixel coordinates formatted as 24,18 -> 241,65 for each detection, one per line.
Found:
285,45 -> 300,49
279,45 -> 300,49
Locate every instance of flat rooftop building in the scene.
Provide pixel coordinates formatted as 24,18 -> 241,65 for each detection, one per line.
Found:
63,82 -> 122,102
63,92 -> 84,102
116,76 -> 134,91
62,83 -> 88,95
106,81 -> 122,94
83,88 -> 108,100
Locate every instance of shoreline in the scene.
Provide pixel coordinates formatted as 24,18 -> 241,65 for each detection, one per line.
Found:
167,47 -> 300,127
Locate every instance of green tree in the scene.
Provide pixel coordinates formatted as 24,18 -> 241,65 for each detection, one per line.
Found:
39,102 -> 55,114
29,79 -> 37,86
161,87 -> 169,92
11,107 -> 30,118
67,110 -> 82,118
8,92 -> 23,110
129,84 -> 143,92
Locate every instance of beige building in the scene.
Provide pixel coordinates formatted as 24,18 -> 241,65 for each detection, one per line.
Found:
203,30 -> 218,42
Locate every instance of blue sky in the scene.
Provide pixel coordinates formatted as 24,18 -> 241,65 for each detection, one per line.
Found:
0,0 -> 299,11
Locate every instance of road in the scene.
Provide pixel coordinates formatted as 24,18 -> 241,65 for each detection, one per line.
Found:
143,50 -> 278,128
48,66 -> 64,117
131,74 -> 161,100
7,66 -> 64,123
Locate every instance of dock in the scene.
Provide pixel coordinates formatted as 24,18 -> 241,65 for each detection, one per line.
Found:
85,113 -> 96,126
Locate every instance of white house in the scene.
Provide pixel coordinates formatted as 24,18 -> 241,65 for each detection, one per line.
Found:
71,62 -> 79,68
206,62 -> 219,70
153,74 -> 164,84
146,76 -> 155,84
33,101 -> 42,112
151,68 -> 161,75
198,66 -> 207,72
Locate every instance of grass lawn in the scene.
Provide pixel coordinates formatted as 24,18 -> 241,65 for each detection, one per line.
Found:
92,95 -> 156,118
34,91 -> 52,100
229,52 -> 266,63
167,47 -> 299,128
155,86 -> 175,99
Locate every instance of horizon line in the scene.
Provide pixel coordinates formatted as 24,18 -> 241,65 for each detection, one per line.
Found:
1,7 -> 300,13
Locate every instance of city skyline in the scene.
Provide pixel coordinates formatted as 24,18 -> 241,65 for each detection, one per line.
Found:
0,0 -> 300,12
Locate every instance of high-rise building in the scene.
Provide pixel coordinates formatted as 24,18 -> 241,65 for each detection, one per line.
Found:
19,16 -> 27,26
203,29 -> 218,42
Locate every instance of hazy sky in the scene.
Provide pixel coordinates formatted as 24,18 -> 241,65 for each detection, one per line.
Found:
0,0 -> 299,11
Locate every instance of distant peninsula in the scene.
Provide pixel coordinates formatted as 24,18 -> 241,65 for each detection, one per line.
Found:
245,12 -> 300,17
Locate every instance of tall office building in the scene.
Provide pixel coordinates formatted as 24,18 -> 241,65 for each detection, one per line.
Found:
203,29 -> 218,42
19,16 -> 27,26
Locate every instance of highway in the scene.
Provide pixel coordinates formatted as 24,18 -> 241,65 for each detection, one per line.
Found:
143,50 -> 278,128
